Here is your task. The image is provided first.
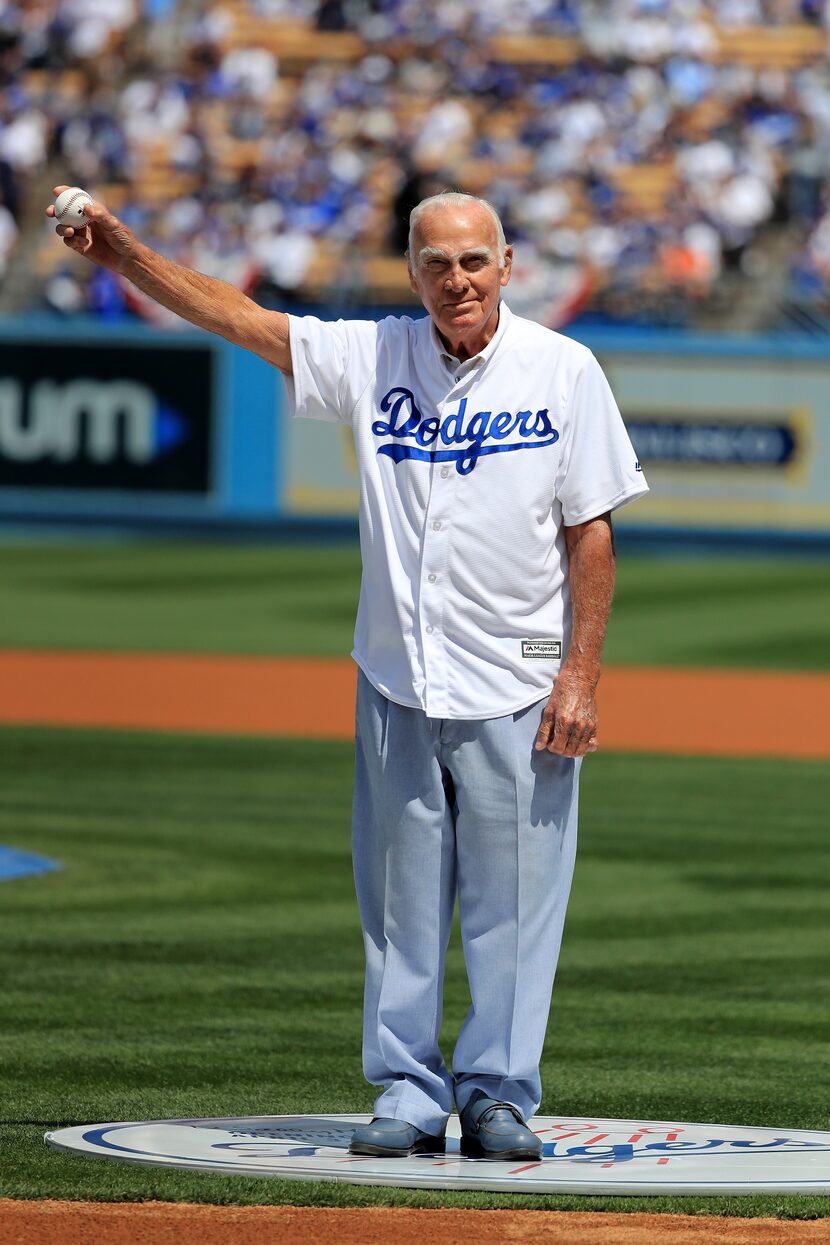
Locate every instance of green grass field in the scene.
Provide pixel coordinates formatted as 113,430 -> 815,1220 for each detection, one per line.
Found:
1,542 -> 829,1218
1,542 -> 829,669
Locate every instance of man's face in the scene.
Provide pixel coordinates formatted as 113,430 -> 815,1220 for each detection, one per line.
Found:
408,203 -> 512,349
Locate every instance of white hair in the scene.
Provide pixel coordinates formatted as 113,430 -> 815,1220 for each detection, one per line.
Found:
408,191 -> 507,268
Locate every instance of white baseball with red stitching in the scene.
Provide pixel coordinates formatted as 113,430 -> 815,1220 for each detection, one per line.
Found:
54,187 -> 93,227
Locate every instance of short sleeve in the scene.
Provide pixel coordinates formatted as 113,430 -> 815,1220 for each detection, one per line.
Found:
285,314 -> 379,424
555,352 -> 649,525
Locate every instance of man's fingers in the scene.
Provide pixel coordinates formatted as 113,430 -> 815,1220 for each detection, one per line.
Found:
552,705 -> 590,753
546,716 -> 597,757
535,708 -> 555,750
567,729 -> 598,757
550,715 -> 571,754
83,201 -> 115,229
552,737 -> 594,758
58,225 -> 90,245
537,702 -> 580,755
538,679 -> 598,758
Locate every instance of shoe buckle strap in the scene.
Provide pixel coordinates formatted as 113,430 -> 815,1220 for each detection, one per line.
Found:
475,1101 -> 524,1131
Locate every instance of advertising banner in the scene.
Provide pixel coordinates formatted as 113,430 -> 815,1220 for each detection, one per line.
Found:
0,341 -> 214,495
598,347 -> 829,533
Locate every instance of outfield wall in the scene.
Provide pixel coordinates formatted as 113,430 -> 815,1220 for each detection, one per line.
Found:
0,318 -> 279,525
2,315 -> 829,542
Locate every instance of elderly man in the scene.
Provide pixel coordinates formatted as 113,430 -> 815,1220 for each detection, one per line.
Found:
49,187 -> 647,1161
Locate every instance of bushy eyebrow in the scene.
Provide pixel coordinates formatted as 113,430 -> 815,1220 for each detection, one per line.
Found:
417,245 -> 494,266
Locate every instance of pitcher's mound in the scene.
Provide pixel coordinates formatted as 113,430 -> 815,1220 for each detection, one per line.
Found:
45,1113 -> 830,1195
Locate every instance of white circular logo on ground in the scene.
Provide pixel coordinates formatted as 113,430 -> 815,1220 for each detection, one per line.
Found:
45,1114 -> 830,1195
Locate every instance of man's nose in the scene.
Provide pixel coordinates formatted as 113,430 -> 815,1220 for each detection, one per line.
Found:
444,265 -> 468,290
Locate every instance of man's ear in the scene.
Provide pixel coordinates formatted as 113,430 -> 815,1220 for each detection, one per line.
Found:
500,244 -> 513,287
406,251 -> 420,295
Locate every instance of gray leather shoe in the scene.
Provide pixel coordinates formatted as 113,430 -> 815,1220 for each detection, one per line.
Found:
349,1117 -> 446,1157
459,1091 -> 542,1160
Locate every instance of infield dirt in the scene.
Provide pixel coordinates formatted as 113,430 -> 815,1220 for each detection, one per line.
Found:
0,650 -> 828,759
2,1201 -> 829,1245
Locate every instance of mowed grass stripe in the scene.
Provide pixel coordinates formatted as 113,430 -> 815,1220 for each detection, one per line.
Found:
0,726 -> 828,1216
1,543 -> 828,670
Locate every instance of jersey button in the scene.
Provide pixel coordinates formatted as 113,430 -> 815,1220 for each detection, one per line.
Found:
440,467 -> 450,479
426,625 -> 434,634
428,574 -> 437,583
432,520 -> 442,531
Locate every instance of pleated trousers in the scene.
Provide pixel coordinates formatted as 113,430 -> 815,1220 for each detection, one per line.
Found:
351,669 -> 580,1133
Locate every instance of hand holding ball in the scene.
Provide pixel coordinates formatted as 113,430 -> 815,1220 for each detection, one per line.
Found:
54,186 -> 93,228
48,183 -> 137,272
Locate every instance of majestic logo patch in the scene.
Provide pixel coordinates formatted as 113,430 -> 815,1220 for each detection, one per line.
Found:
373,387 -> 559,476
522,639 -> 562,660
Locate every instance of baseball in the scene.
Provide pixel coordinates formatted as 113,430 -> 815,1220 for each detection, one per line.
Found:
54,186 -> 93,228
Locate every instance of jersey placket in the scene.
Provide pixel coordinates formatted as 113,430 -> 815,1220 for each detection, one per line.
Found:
418,373 -> 464,718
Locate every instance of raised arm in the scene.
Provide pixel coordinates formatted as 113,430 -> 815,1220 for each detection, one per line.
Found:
46,186 -> 292,375
535,512 -> 616,757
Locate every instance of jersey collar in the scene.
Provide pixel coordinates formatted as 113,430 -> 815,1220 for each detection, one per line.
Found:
430,301 -> 513,376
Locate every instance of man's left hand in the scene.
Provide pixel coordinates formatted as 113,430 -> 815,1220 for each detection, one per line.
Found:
535,670 -> 598,757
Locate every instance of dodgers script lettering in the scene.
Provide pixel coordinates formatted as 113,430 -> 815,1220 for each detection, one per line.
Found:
372,387 -> 560,475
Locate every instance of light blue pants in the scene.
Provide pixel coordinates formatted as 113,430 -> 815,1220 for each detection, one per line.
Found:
352,670 -> 580,1134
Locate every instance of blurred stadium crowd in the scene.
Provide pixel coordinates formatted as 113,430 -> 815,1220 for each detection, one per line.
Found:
1,0 -> 829,327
